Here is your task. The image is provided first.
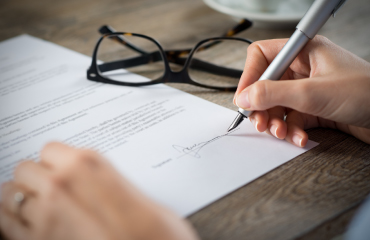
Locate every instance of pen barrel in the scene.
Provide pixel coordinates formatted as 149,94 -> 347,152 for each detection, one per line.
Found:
237,0 -> 347,119
238,30 -> 309,118
297,0 -> 345,39
259,29 -> 309,81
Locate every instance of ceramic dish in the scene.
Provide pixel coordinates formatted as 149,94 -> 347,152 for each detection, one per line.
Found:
203,0 -> 313,29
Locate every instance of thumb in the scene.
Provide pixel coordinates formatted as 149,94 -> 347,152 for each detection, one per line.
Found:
235,79 -> 317,115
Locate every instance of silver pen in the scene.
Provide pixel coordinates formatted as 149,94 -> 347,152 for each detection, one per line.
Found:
227,0 -> 347,132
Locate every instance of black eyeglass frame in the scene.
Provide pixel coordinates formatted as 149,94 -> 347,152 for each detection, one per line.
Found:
87,25 -> 254,91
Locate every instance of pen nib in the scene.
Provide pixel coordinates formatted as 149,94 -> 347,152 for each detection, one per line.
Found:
227,113 -> 245,132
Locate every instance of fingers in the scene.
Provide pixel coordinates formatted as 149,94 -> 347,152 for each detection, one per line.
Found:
14,160 -> 51,193
234,39 -> 290,104
236,78 -> 323,115
40,142 -> 103,173
234,36 -> 338,104
1,181 -> 40,226
40,142 -> 77,170
249,107 -> 288,139
233,38 -> 316,145
249,111 -> 268,132
40,142 -> 122,224
39,143 -> 111,203
265,107 -> 287,139
284,111 -> 310,147
0,207 -> 29,240
1,182 -> 29,219
248,108 -> 320,147
249,107 -> 287,139
39,142 -> 158,235
0,182 -> 31,240
10,160 -> 66,226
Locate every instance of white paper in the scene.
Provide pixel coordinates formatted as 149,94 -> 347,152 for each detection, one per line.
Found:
0,35 -> 318,216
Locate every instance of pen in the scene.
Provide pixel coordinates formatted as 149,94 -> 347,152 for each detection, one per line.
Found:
227,0 -> 347,132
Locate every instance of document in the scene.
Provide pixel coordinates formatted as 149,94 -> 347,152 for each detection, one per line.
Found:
0,35 -> 318,216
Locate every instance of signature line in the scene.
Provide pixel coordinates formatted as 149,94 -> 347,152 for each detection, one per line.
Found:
172,128 -> 240,159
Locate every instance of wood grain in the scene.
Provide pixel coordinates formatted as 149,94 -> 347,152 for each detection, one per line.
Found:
0,0 -> 369,239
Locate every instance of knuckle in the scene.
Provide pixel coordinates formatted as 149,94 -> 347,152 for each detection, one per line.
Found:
295,80 -> 309,94
40,141 -> 63,160
61,149 -> 100,174
294,81 -> 314,112
313,35 -> 328,43
14,160 -> 30,175
247,42 -> 259,53
76,149 -> 101,167
247,41 -> 264,58
42,141 -> 61,152
250,81 -> 268,109
53,149 -> 100,180
69,149 -> 89,166
42,176 -> 62,200
247,41 -> 264,59
75,149 -> 97,165
248,40 -> 269,51
309,35 -> 333,52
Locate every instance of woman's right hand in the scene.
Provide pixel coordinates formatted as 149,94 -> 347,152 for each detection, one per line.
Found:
234,36 -> 370,147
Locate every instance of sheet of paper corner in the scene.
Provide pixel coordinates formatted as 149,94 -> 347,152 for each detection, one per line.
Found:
0,35 -> 318,216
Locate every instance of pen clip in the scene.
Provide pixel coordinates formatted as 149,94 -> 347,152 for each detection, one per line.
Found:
332,0 -> 347,17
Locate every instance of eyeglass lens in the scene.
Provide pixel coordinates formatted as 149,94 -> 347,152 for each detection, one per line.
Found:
97,34 -> 166,83
96,35 -> 250,88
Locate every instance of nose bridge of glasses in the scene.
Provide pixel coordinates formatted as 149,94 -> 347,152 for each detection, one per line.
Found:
165,69 -> 189,83
164,50 -> 191,71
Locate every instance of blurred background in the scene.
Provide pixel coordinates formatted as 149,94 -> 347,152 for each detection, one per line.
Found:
1,0 -> 368,109
0,1 -> 369,239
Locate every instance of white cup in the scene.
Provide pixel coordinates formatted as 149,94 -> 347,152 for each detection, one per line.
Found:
242,0 -> 283,12
242,0 -> 314,13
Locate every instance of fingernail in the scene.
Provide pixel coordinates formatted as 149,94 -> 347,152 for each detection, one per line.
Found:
292,134 -> 303,147
270,125 -> 278,138
251,118 -> 262,132
233,95 -> 237,106
236,90 -> 251,109
255,121 -> 263,132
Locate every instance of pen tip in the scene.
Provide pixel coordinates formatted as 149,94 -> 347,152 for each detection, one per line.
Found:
227,126 -> 235,132
227,113 -> 245,132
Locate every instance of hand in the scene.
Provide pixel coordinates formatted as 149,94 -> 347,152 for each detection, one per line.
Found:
0,142 -> 199,240
234,36 -> 370,147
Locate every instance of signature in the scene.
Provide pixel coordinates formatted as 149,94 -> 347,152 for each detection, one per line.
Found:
172,128 -> 239,158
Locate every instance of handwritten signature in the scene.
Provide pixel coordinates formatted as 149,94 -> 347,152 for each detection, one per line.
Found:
172,128 -> 239,158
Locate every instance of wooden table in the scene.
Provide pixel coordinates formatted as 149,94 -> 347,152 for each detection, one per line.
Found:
1,0 -> 369,239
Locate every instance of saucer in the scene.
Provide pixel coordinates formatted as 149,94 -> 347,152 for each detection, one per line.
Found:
203,0 -> 313,29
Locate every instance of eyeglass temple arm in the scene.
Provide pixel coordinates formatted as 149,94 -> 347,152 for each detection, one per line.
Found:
99,26 -> 194,61
99,25 -> 148,55
222,19 -> 252,37
162,19 -> 253,58
97,50 -> 187,73
98,19 -> 252,59
186,19 -> 253,54
98,52 -> 242,78
187,58 -> 242,78
98,54 -> 152,73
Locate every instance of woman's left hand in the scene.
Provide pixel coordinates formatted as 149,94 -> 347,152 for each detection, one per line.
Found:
0,142 -> 199,240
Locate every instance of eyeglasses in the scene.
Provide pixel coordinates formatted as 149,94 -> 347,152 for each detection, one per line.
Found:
87,19 -> 253,91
